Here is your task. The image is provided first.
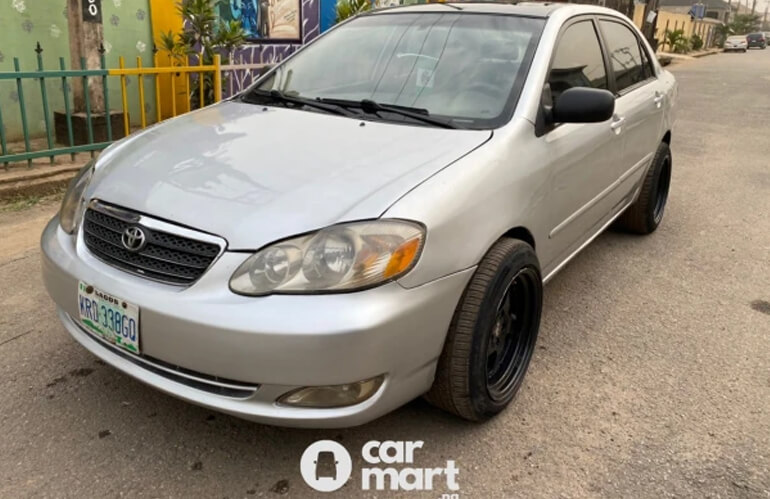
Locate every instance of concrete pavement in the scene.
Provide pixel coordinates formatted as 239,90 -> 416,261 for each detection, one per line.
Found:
1,49 -> 769,498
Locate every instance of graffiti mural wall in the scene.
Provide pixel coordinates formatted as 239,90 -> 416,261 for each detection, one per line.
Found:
219,0 -> 302,41
223,0 -> 321,94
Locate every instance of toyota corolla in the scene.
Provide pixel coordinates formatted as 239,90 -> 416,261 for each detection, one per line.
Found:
42,2 -> 676,427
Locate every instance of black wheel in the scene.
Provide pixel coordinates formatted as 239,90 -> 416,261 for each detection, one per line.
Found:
425,238 -> 542,421
614,141 -> 672,234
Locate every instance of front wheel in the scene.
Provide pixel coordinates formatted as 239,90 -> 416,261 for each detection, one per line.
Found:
425,239 -> 542,421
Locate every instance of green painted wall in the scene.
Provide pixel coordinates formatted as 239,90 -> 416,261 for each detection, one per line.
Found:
0,0 -> 156,142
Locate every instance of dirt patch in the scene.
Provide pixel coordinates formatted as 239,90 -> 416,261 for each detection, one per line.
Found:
0,198 -> 60,265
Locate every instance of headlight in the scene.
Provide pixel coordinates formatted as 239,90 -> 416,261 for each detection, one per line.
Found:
229,220 -> 425,295
59,160 -> 95,234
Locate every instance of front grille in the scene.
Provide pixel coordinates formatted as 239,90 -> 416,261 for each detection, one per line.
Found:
82,205 -> 222,285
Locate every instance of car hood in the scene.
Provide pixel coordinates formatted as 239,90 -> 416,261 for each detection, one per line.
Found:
90,101 -> 491,249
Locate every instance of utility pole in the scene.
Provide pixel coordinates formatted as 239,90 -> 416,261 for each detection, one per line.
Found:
67,0 -> 105,113
642,0 -> 661,50
764,3 -> 768,29
750,0 -> 756,14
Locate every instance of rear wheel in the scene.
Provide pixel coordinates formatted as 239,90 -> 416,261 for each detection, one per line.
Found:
614,141 -> 672,234
425,239 -> 542,421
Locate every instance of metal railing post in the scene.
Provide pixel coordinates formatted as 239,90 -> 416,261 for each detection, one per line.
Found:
118,56 -> 130,136
80,56 -> 95,157
153,49 -> 162,123
59,57 -> 76,160
137,56 -> 147,129
213,55 -> 222,103
14,57 -> 33,167
35,42 -> 55,164
100,44 -> 113,142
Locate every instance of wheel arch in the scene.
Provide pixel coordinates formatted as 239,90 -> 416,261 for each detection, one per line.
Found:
502,226 -> 537,251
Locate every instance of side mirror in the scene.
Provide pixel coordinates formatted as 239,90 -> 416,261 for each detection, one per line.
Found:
551,87 -> 615,124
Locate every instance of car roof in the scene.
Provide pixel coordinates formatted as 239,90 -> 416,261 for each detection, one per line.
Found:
370,2 -> 619,19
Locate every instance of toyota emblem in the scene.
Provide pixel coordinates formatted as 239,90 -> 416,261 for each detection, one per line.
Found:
121,226 -> 147,252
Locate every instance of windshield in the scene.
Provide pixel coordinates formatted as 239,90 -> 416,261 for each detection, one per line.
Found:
249,13 -> 545,129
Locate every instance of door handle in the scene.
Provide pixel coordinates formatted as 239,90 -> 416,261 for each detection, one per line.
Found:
653,92 -> 664,108
610,115 -> 626,134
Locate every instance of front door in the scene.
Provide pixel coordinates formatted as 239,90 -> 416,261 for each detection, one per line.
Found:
541,18 -> 623,269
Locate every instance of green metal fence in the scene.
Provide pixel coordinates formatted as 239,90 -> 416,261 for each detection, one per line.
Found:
0,43 -> 113,168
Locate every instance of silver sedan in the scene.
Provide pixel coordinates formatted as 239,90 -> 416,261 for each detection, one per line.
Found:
42,3 -> 676,427
724,35 -> 748,52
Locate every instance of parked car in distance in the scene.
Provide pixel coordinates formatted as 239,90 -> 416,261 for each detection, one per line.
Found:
746,32 -> 767,49
724,35 -> 748,52
41,2 -> 677,428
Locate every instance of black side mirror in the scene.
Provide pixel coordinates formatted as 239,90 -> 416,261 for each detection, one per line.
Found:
551,87 -> 615,124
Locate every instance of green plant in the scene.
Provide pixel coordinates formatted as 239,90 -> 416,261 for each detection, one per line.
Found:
714,23 -> 732,47
335,0 -> 372,24
690,33 -> 703,51
160,0 -> 247,109
664,29 -> 690,53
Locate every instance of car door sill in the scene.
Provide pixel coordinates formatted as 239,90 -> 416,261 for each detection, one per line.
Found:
542,197 -> 634,285
548,152 -> 653,239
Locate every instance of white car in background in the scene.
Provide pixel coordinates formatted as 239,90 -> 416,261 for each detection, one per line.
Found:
724,35 -> 748,52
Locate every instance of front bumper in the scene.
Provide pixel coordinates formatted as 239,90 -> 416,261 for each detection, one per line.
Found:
41,217 -> 474,427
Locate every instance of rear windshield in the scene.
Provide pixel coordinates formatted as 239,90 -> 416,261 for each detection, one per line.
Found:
747,33 -> 764,39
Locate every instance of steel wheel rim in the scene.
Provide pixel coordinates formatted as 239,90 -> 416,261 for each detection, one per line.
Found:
653,156 -> 671,224
486,267 -> 539,402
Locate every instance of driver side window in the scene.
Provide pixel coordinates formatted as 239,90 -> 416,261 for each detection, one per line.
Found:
548,21 -> 608,103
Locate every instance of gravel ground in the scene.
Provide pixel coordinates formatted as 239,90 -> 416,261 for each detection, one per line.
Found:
0,51 -> 768,498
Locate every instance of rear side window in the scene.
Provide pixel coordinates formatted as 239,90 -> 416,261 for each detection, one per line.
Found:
599,20 -> 650,93
548,20 -> 608,102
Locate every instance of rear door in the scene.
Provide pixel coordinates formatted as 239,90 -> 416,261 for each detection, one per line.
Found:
597,18 -> 665,203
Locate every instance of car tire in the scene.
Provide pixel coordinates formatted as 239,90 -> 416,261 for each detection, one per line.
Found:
614,141 -> 672,234
425,238 -> 542,422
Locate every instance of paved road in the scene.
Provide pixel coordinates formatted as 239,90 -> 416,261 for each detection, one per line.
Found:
1,50 -> 769,499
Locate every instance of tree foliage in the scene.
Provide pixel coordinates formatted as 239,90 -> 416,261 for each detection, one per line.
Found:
160,0 -> 247,108
728,13 -> 762,35
335,0 -> 372,24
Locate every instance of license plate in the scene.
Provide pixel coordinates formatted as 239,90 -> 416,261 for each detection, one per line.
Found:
77,281 -> 140,354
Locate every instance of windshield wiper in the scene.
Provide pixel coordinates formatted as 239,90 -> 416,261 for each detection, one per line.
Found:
318,98 -> 459,129
242,89 -> 356,117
